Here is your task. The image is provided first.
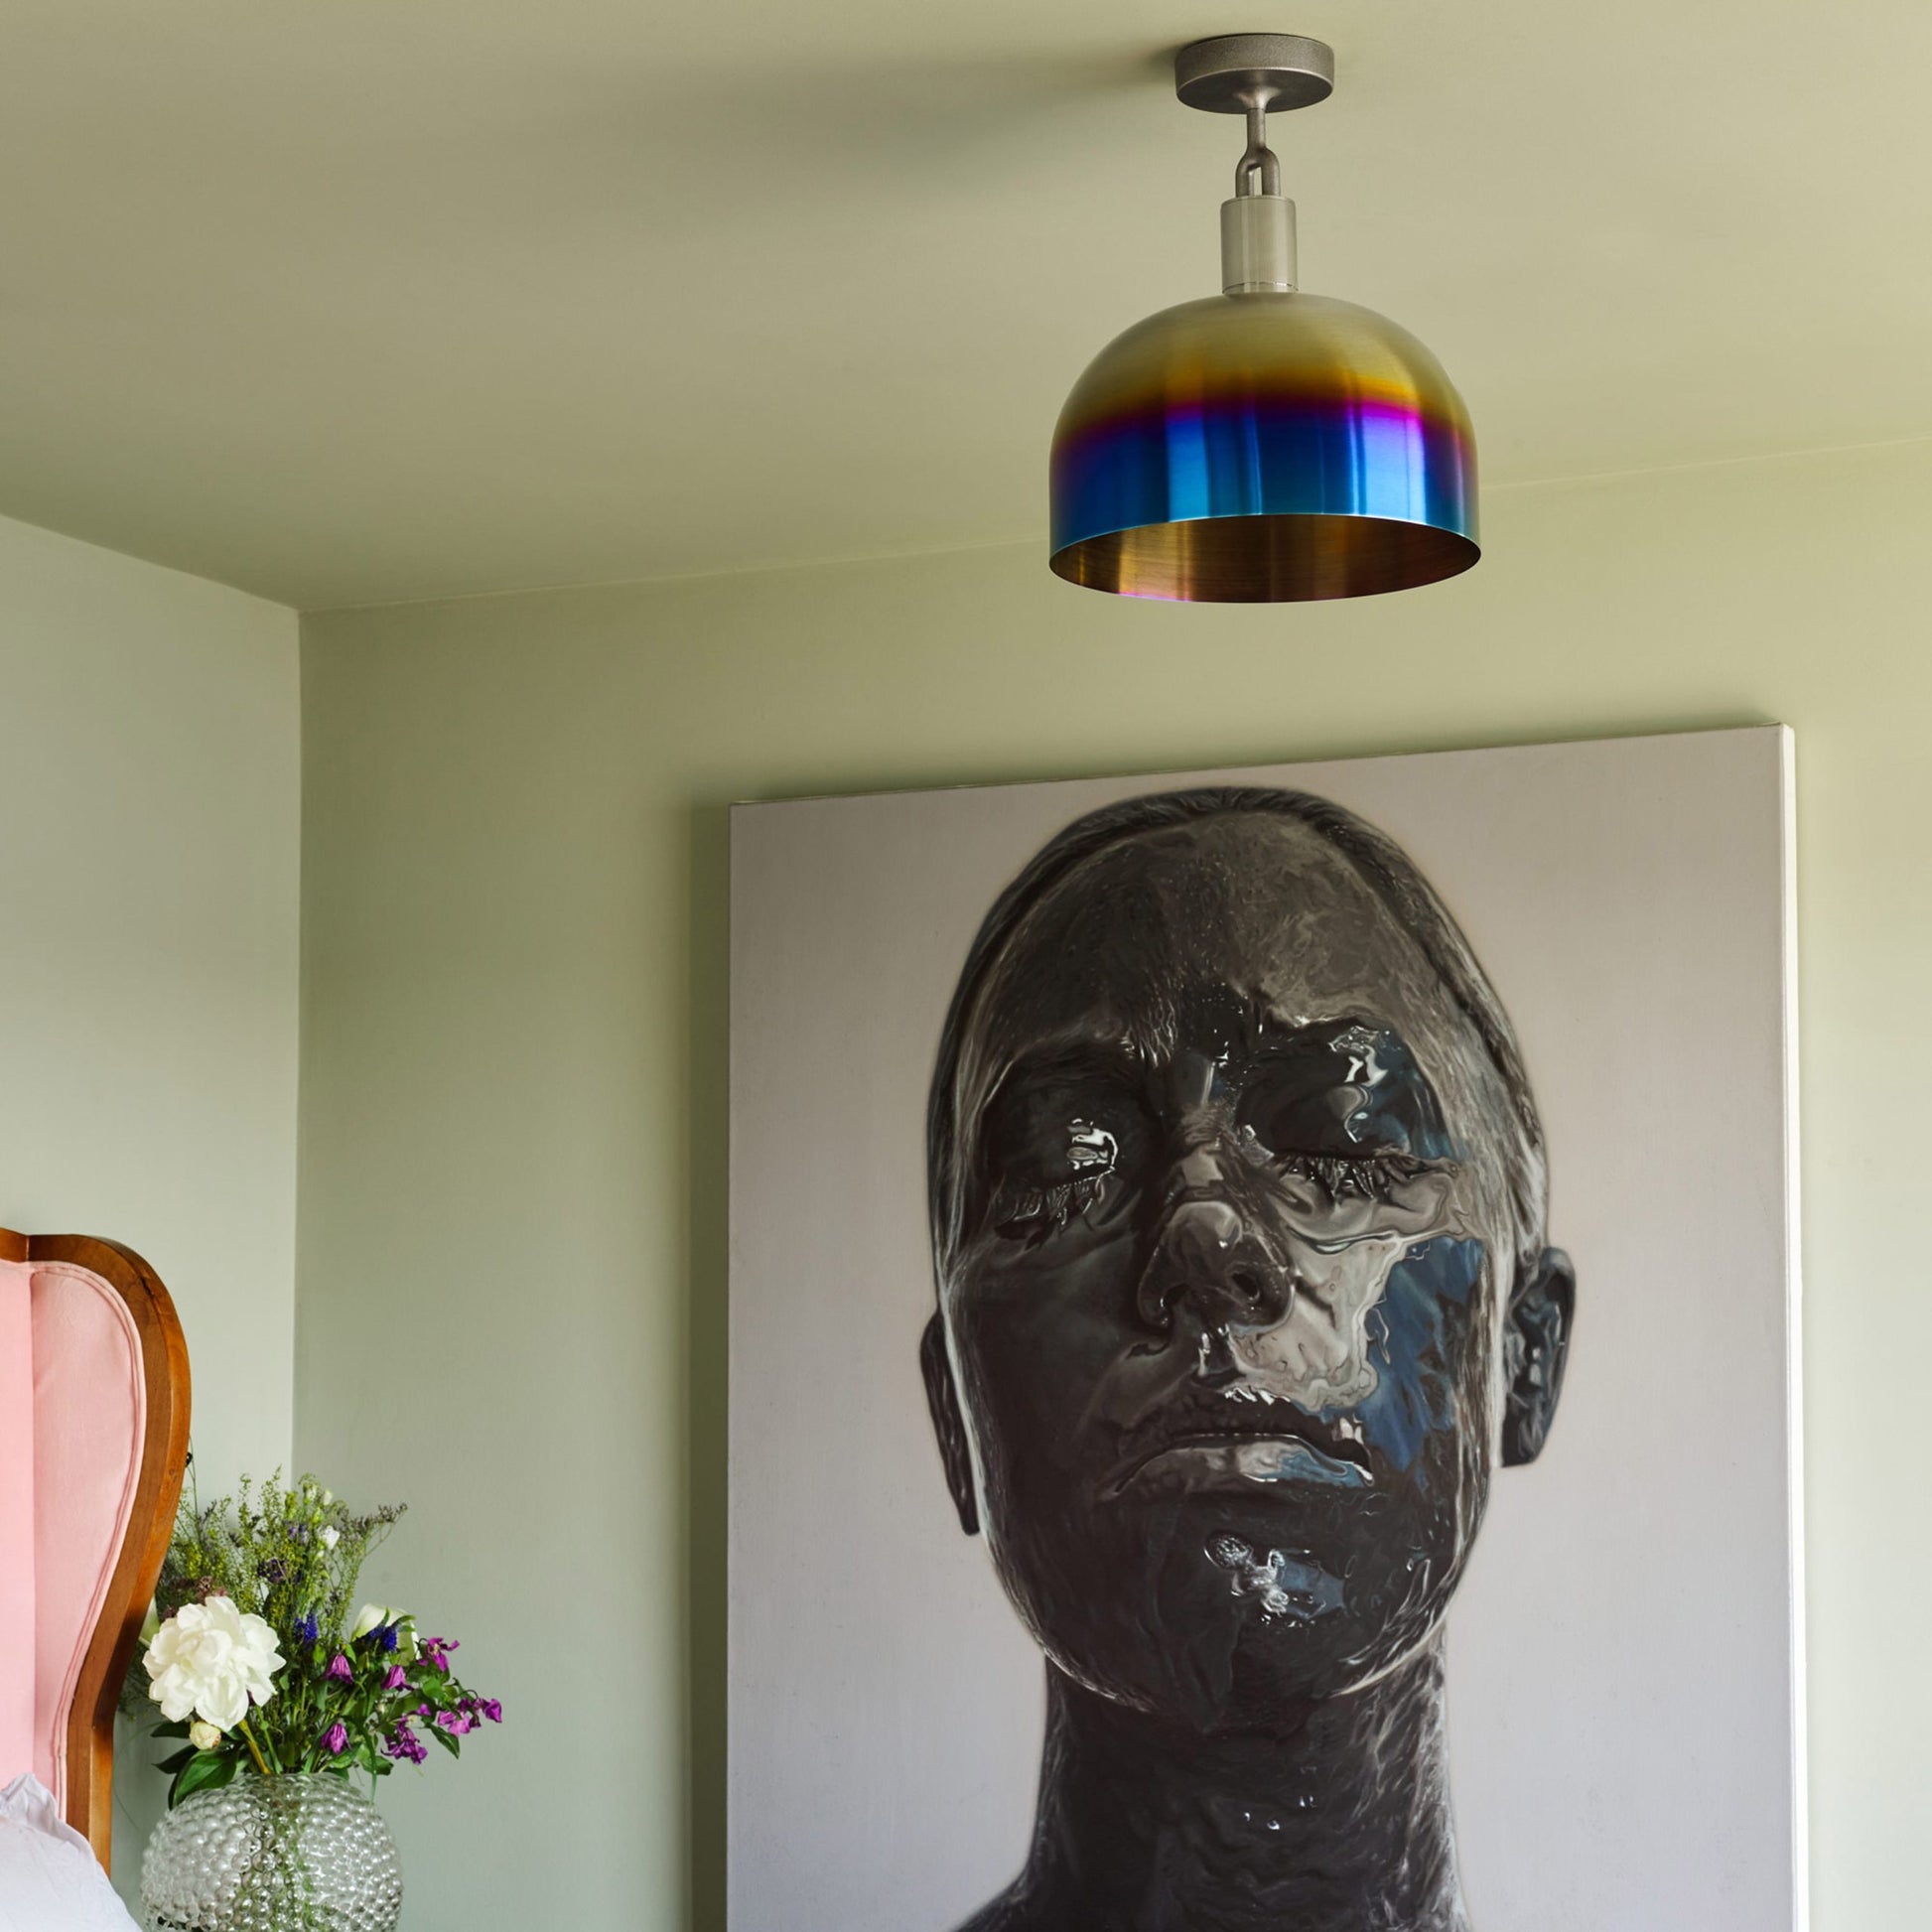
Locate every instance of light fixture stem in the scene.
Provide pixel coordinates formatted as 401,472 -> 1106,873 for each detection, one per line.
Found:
1222,83 -> 1295,293
1234,88 -> 1282,200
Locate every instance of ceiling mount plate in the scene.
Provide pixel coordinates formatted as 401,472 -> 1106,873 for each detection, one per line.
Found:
1174,34 -> 1334,114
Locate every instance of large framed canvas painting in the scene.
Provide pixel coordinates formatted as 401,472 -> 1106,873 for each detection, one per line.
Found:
728,728 -> 1801,1932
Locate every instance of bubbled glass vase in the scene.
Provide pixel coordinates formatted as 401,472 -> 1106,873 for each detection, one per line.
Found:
140,1772 -> 403,1932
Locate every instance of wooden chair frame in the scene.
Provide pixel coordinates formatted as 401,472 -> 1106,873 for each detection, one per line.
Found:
2,1227 -> 191,1869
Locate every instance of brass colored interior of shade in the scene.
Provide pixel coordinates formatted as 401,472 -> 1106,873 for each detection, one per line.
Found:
1050,514 -> 1480,604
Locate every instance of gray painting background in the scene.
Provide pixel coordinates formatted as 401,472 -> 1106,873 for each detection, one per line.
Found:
728,728 -> 1800,1932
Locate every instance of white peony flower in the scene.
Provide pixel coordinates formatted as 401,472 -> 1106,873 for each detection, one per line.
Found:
146,1596 -> 284,1731
188,1721 -> 222,1751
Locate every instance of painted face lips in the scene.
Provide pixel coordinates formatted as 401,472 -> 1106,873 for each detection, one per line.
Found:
1102,1383 -> 1373,1498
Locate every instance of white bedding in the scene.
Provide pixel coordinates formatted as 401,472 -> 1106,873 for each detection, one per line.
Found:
0,1776 -> 138,1932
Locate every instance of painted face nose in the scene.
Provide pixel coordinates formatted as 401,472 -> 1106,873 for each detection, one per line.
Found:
1135,1194 -> 1296,1334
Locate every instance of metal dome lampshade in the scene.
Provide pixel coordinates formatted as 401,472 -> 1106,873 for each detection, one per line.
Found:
1049,35 -> 1478,603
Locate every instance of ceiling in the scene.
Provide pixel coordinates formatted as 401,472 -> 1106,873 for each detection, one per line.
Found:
2,1 -> 1928,610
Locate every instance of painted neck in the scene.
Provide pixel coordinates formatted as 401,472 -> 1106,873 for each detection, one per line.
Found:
1001,1639 -> 1467,1932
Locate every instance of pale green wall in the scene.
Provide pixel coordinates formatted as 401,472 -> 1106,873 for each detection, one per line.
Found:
298,436 -> 1932,1931
0,508 -> 301,1896
0,507 -> 301,1482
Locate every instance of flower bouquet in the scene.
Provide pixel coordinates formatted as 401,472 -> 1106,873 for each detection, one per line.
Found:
128,1471 -> 499,1932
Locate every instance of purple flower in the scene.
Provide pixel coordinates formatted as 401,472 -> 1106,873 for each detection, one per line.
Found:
381,1720 -> 428,1766
295,1613 -> 320,1647
434,1711 -> 473,1735
327,1652 -> 353,1683
481,1699 -> 502,1724
421,1636 -> 459,1673
323,1722 -> 348,1756
384,1666 -> 407,1691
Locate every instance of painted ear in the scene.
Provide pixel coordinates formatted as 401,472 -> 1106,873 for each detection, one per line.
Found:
920,1313 -> 980,1536
1500,1247 -> 1576,1467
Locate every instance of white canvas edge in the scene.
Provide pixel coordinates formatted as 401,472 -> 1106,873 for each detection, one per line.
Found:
1778,726 -> 1809,1932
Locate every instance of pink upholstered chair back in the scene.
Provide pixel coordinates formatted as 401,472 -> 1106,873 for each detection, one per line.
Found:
0,1229 -> 190,1870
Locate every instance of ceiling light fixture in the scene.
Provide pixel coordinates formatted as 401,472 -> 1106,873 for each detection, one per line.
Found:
1049,34 -> 1477,603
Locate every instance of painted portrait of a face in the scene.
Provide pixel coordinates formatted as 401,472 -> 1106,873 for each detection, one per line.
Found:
729,731 -> 1800,1932
918,788 -> 1576,1932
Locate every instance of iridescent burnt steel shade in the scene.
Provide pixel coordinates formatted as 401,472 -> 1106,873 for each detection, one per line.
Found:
1049,35 -> 1479,603
1050,295 -> 1477,601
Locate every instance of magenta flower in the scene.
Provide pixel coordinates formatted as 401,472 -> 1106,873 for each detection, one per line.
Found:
323,1722 -> 348,1756
481,1699 -> 502,1724
421,1636 -> 459,1673
434,1710 -> 473,1735
384,1666 -> 407,1691
381,1719 -> 428,1765
326,1652 -> 353,1683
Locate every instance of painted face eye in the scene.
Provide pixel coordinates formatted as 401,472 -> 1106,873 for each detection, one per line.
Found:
979,1077 -> 1154,1245
1235,1027 -> 1449,1163
1065,1120 -> 1117,1173
1236,1076 -> 1369,1160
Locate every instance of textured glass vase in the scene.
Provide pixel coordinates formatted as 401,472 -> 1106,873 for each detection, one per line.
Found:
140,1771 -> 403,1932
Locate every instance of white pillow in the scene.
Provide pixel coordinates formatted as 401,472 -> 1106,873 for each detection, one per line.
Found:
0,1775 -> 140,1932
